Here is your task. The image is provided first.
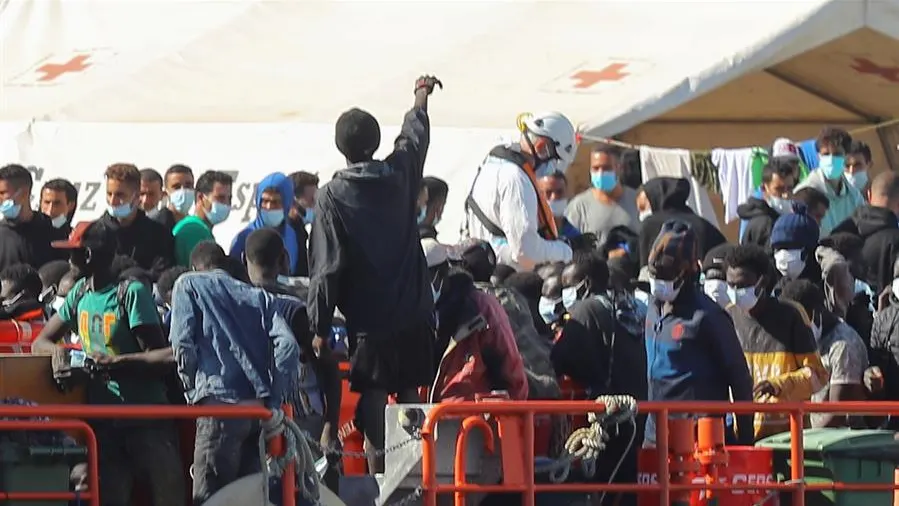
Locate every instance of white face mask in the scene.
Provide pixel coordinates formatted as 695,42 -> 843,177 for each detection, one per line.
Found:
702,279 -> 729,308
548,198 -> 568,217
774,249 -> 805,280
649,277 -> 681,302
727,284 -> 760,311
766,196 -> 793,215
50,214 -> 68,229
639,209 -> 652,222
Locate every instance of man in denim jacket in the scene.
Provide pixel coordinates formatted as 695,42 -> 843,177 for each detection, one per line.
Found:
169,240 -> 298,505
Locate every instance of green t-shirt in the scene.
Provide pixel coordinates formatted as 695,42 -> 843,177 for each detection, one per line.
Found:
58,278 -> 168,405
173,215 -> 214,267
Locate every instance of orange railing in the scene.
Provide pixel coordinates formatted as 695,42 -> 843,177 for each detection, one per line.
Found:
0,404 -> 297,506
421,400 -> 899,506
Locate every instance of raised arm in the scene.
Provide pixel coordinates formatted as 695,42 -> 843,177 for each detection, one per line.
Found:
386,76 -> 442,188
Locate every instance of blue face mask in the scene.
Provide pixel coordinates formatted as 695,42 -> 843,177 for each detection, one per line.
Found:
303,207 -> 314,225
206,201 -> 231,225
169,189 -> 195,214
260,209 -> 285,227
591,171 -> 618,192
561,279 -> 586,309
417,208 -> 426,224
0,199 -> 21,221
819,154 -> 846,180
107,202 -> 133,219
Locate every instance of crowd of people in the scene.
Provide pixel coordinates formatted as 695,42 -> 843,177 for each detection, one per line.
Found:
0,73 -> 897,506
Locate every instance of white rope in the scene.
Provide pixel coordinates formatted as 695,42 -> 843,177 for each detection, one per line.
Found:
258,409 -> 322,506
536,394 -> 638,499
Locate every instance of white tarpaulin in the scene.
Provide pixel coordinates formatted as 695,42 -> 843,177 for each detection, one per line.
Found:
3,0 -> 899,245
5,0 -> 899,128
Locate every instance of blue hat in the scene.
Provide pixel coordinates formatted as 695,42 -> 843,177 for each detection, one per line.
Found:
770,202 -> 819,250
648,219 -> 699,274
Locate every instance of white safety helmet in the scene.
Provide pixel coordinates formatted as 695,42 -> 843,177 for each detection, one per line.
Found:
521,111 -> 578,172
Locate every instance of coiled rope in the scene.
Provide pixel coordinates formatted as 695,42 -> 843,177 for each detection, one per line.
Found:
535,395 -> 638,503
259,409 -> 321,506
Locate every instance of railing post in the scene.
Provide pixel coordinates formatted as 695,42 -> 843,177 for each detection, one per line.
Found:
281,404 -> 297,506
658,409 -> 669,506
790,408 -> 805,506
453,416 -> 495,506
524,410 -> 536,506
668,417 -> 698,506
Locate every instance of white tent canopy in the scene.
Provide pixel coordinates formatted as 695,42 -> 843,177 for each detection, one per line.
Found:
4,0 -> 897,129
2,0 -> 899,245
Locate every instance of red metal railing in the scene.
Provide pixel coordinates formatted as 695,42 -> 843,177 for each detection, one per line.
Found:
421,400 -> 899,506
0,404 -> 297,506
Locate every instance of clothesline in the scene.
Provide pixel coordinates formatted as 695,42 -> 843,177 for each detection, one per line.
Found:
578,116 -> 899,151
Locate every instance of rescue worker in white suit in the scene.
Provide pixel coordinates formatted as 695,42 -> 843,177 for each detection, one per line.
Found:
463,112 -> 577,271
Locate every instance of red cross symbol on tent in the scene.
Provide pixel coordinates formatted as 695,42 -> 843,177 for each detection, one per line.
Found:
36,54 -> 93,82
851,57 -> 899,84
570,63 -> 630,89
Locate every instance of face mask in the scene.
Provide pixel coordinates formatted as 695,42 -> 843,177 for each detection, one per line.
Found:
0,198 -> 21,221
767,196 -> 793,215
727,284 -> 760,311
810,313 -> 823,341
169,189 -> 196,214
638,209 -> 652,222
649,277 -> 681,302
702,279 -> 729,308
206,201 -> 231,226
549,199 -> 568,217
50,296 -> 66,314
538,296 -> 562,324
417,208 -> 427,224
260,209 -> 285,227
561,279 -> 587,310
774,249 -> 805,280
818,154 -> 845,180
107,202 -> 133,219
849,170 -> 869,190
591,171 -> 618,192
303,208 -> 315,225
50,214 -> 68,229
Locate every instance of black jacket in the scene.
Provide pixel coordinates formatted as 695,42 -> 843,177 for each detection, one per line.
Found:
738,197 -> 779,251
832,205 -> 899,293
0,212 -> 63,272
307,107 -> 432,338
98,210 -> 174,280
638,177 -> 726,267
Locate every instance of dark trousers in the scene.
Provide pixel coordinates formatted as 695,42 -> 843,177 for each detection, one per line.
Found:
191,416 -> 262,505
95,422 -> 186,506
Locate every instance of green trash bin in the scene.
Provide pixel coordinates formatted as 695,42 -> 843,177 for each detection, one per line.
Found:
0,443 -> 86,506
756,428 -> 899,506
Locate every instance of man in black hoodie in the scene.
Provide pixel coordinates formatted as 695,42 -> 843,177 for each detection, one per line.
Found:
307,75 -> 441,473
738,159 -> 796,251
637,177 -> 726,267
832,171 -> 899,293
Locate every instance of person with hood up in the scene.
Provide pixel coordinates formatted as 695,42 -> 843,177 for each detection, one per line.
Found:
770,202 -> 822,294
307,76 -> 441,474
636,177 -> 726,268
869,256 -> 899,415
422,238 -> 528,402
644,220 -> 753,446
832,170 -> 899,294
738,158 -> 796,251
229,172 -> 302,275
793,248 -> 869,428
792,126 -> 865,236
463,111 -> 577,270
